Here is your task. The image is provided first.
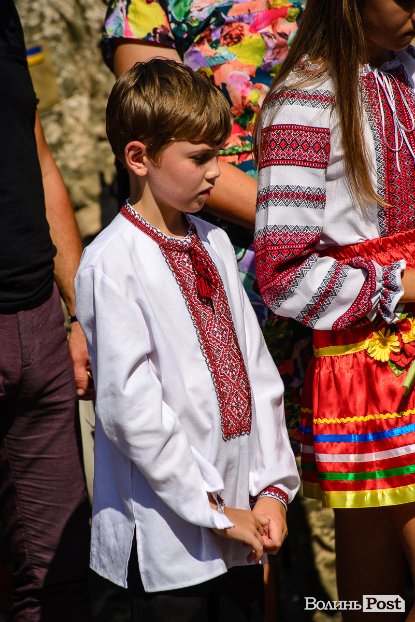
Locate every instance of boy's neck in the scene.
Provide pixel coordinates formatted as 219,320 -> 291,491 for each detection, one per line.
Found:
128,189 -> 189,239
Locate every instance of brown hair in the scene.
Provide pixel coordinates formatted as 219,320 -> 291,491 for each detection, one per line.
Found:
106,58 -> 232,163
255,0 -> 379,208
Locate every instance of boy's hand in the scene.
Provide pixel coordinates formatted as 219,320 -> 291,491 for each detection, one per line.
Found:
211,506 -> 269,563
252,497 -> 288,555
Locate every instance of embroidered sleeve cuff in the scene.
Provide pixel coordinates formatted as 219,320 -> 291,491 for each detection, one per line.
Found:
206,492 -> 234,530
249,486 -> 289,510
373,260 -> 406,324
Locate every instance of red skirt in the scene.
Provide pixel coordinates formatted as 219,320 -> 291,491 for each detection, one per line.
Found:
301,230 -> 415,508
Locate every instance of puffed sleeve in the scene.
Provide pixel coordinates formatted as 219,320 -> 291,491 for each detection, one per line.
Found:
254,86 -> 405,330
75,265 -> 233,531
102,0 -> 175,69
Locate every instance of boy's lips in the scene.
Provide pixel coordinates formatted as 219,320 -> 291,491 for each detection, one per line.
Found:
198,187 -> 213,197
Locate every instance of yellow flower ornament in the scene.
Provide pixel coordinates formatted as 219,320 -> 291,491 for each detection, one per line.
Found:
401,318 -> 415,343
367,328 -> 400,362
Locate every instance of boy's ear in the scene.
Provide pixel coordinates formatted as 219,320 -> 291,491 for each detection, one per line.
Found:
124,141 -> 148,177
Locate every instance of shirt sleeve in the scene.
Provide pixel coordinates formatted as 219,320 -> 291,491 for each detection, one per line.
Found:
254,87 -> 405,330
75,266 -> 233,531
242,268 -> 300,505
102,0 -> 176,69
210,226 -> 300,505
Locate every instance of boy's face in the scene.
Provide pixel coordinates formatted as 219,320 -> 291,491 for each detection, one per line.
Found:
145,141 -> 221,214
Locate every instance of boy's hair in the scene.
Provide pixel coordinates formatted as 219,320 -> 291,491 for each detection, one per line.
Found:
106,58 -> 232,163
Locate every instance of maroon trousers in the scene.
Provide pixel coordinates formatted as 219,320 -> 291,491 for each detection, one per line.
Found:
0,286 -> 90,621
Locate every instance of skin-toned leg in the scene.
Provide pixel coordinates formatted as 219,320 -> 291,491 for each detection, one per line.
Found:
335,507 -> 407,622
388,503 -> 415,622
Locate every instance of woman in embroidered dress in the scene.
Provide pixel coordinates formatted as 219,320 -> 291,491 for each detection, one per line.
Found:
254,1 -> 415,619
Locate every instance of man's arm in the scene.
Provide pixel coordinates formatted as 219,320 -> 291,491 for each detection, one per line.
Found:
113,41 -> 256,230
34,111 -> 93,398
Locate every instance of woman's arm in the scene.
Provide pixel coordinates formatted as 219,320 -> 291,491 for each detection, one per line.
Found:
254,86 -> 408,329
113,40 -> 181,76
401,270 -> 415,302
35,112 -> 93,398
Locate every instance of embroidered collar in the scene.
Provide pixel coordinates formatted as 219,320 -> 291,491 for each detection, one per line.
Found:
121,201 -> 217,301
360,52 -> 405,77
123,199 -> 195,249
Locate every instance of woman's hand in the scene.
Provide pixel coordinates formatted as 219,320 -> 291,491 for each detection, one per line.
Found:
401,270 -> 415,302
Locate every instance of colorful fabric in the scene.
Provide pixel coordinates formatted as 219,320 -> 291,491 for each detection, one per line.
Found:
301,317 -> 415,509
301,232 -> 415,508
103,0 -> 304,173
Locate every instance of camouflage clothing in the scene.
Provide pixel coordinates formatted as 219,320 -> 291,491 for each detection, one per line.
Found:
16,0 -> 115,239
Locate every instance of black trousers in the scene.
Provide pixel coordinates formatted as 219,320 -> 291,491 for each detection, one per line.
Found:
90,544 -> 264,622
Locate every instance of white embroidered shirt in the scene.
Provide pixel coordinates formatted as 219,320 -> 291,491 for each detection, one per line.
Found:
75,206 -> 299,592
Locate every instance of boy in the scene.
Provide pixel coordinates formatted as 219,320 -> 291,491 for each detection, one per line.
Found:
75,59 -> 299,621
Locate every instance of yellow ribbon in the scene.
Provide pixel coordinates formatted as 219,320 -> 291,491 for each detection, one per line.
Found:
303,481 -> 415,508
313,339 -> 370,358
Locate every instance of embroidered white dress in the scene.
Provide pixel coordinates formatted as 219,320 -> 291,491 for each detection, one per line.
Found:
75,204 -> 299,591
254,48 -> 415,508
254,52 -> 415,329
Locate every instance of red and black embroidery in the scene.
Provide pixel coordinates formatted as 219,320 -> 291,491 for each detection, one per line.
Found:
259,124 -> 330,171
296,262 -> 349,327
362,69 -> 415,236
268,88 -> 335,110
259,486 -> 289,507
254,225 -> 321,310
380,261 -> 405,322
332,258 -> 377,330
121,203 -> 252,441
256,184 -> 326,212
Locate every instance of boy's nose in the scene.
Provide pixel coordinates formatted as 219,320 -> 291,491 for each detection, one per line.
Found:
206,159 -> 221,181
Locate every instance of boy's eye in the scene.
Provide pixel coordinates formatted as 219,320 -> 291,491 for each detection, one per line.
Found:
190,148 -> 218,164
192,154 -> 211,164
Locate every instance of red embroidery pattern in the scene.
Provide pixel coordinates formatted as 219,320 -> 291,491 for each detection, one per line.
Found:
269,88 -> 335,109
257,184 -> 326,212
259,124 -> 330,171
255,225 -> 321,308
296,262 -> 348,327
380,262 -> 404,322
121,204 -> 252,441
363,70 -> 415,236
250,486 -> 289,509
332,258 -> 377,330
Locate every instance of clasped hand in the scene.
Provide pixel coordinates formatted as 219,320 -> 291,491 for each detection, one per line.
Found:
211,499 -> 287,563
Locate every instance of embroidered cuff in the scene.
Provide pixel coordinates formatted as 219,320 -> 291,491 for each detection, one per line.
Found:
250,486 -> 288,510
378,260 -> 405,324
211,492 -> 226,513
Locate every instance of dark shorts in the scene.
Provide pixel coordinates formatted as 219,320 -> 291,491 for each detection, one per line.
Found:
90,543 -> 264,622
